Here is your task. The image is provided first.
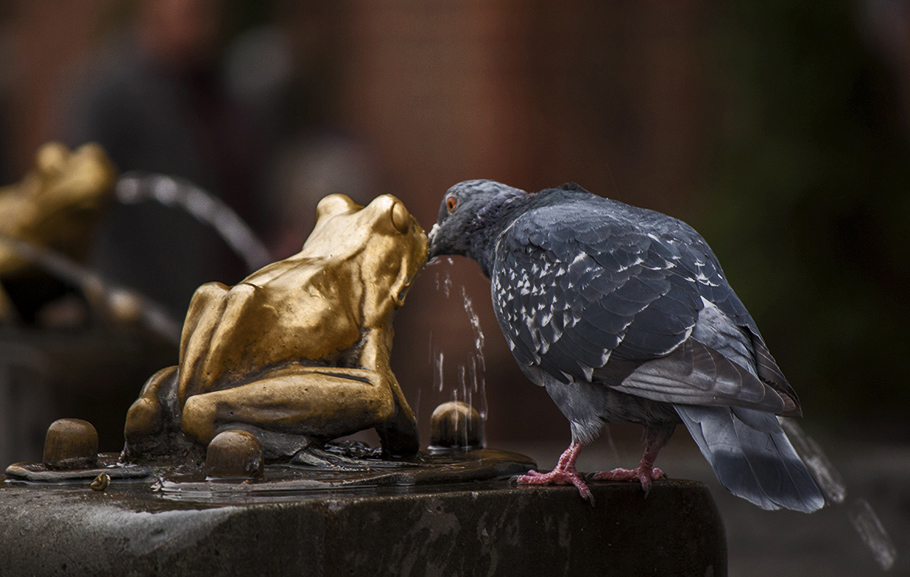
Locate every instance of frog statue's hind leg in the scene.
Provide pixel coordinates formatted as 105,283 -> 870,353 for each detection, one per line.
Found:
179,328 -> 419,459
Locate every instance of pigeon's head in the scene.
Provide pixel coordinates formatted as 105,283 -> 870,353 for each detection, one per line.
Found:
428,179 -> 526,261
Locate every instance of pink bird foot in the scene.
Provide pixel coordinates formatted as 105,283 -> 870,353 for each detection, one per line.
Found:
514,440 -> 595,505
589,465 -> 666,495
589,426 -> 672,496
517,467 -> 594,504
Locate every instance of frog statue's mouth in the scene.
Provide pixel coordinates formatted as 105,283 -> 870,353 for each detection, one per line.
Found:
392,225 -> 429,309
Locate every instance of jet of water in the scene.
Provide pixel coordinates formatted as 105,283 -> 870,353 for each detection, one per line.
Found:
0,234 -> 181,344
849,498 -> 897,571
435,350 -> 445,393
425,262 -> 489,436
779,417 -> 846,503
116,173 -> 272,272
460,286 -> 488,421
780,416 -> 897,571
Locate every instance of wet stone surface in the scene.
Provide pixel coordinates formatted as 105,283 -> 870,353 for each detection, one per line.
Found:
0,473 -> 726,576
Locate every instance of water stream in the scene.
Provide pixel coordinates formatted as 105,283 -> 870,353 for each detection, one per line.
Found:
427,260 -> 490,443
779,417 -> 897,571
116,172 -> 272,273
460,286 -> 488,422
0,234 -> 181,344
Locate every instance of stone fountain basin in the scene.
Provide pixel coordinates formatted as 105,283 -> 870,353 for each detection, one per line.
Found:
0,472 -> 726,576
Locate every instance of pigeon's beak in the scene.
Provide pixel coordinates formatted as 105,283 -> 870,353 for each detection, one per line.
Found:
426,223 -> 440,261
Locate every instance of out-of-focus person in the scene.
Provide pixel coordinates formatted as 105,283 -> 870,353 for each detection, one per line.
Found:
224,0 -> 378,258
56,0 -> 263,319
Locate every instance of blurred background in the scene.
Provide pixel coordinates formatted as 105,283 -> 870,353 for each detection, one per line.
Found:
0,0 -> 907,574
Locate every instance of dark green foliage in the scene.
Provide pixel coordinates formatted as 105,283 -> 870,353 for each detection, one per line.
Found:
702,0 -> 910,428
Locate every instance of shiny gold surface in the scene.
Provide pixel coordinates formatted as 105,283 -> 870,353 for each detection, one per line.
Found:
430,401 -> 483,449
43,418 -> 99,470
124,193 -> 428,458
0,142 -> 117,320
205,430 -> 265,479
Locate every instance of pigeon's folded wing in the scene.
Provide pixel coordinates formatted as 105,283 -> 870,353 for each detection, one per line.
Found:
492,201 -> 799,415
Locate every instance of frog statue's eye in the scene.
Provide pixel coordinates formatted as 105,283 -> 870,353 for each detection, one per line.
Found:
446,196 -> 458,213
391,201 -> 411,234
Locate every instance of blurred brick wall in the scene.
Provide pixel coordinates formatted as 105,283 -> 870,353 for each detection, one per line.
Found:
340,0 -> 712,444
1,0 -> 115,174
0,0 -> 714,447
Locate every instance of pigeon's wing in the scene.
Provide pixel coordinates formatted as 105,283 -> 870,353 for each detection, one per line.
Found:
492,199 -> 798,415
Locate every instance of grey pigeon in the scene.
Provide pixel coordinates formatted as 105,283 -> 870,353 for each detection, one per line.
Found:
427,179 -> 825,513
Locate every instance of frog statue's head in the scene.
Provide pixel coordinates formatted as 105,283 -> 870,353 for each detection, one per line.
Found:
0,142 -> 117,323
303,193 -> 429,327
0,142 -> 117,273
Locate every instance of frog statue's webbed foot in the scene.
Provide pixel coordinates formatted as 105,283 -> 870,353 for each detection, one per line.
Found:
375,395 -> 419,458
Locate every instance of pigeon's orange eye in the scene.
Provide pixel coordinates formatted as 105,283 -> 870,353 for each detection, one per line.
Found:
446,197 -> 458,213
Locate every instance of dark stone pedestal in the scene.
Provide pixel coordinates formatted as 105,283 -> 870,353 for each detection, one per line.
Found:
0,478 -> 726,576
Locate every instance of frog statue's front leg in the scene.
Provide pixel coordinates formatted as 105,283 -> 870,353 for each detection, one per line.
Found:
178,327 -> 419,458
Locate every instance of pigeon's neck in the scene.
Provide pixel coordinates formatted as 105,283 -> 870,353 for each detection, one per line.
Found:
468,192 -> 530,277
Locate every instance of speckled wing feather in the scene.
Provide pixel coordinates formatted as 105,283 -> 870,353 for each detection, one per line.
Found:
491,192 -> 799,415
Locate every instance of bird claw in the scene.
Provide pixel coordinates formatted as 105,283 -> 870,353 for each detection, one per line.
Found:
515,468 -> 595,506
588,466 -> 666,496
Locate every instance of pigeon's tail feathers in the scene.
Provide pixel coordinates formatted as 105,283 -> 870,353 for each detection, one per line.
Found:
675,404 -> 825,513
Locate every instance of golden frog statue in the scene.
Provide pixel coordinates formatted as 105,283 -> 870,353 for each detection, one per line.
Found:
123,193 -> 427,460
0,142 -> 117,321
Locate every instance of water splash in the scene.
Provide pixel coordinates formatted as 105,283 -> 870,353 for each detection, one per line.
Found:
849,499 -> 897,571
461,287 -> 485,364
0,234 -> 181,344
426,261 -> 490,431
453,364 -> 473,448
435,269 -> 452,298
780,417 -> 897,571
779,417 -> 846,503
434,350 -> 445,393
461,287 -> 488,421
116,172 -> 271,272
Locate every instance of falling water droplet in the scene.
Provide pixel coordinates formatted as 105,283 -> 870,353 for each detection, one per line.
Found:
435,351 -> 445,393
461,287 -> 485,362
433,268 -> 453,298
461,287 -> 488,422
779,417 -> 846,503
457,363 -> 470,447
848,499 -> 897,571
779,417 -> 897,570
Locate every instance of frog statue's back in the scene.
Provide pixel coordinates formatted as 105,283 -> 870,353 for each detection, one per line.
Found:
123,193 -> 428,461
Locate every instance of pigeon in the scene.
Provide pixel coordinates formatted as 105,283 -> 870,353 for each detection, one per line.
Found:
427,179 -> 825,513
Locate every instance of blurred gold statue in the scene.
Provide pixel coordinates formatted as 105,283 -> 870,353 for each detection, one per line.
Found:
0,142 -> 117,322
124,193 -> 427,460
